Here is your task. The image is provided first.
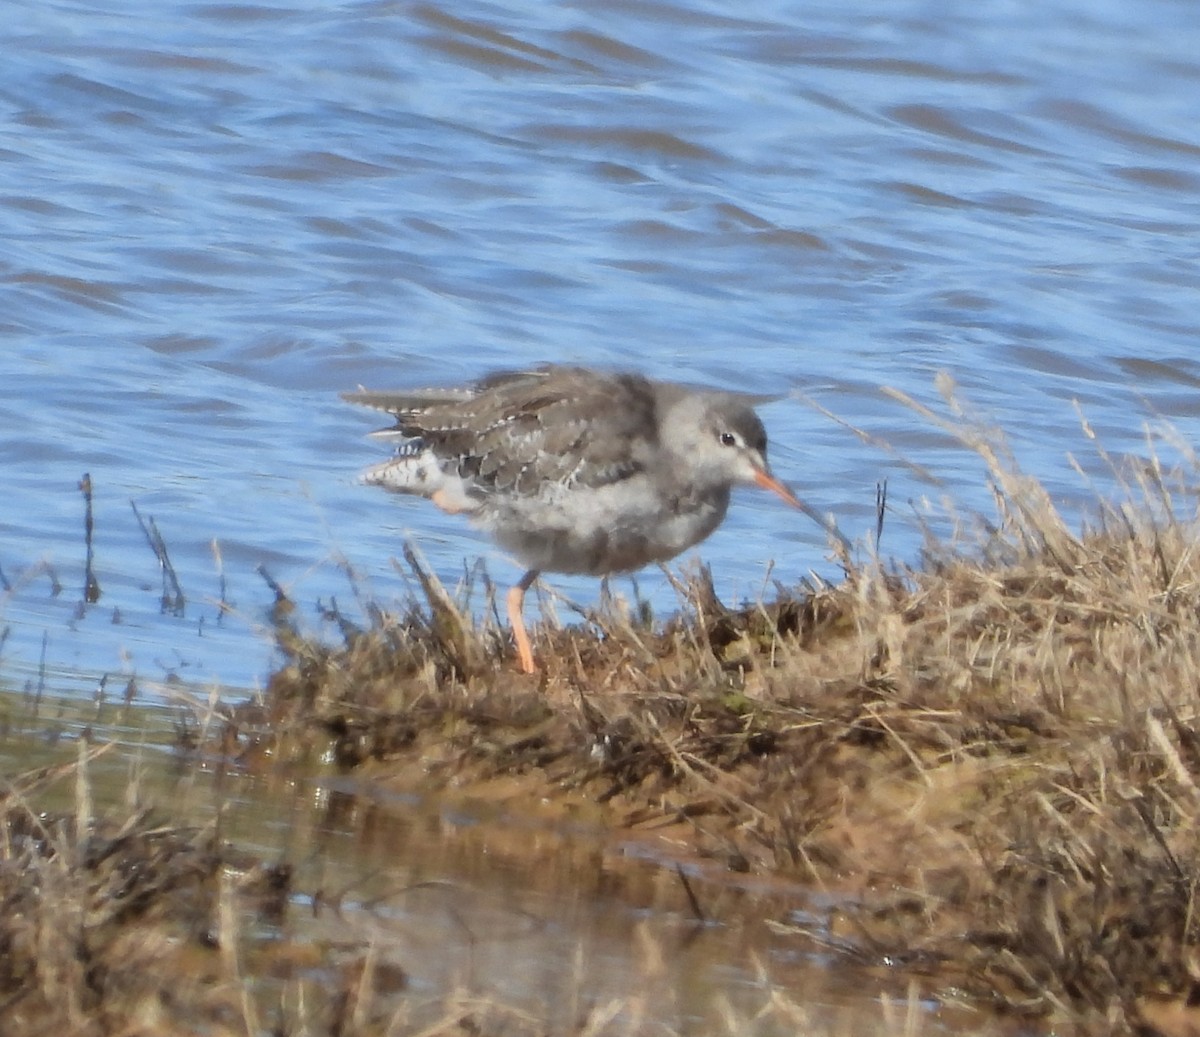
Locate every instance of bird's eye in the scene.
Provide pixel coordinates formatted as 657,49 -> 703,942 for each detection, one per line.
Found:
719,431 -> 738,448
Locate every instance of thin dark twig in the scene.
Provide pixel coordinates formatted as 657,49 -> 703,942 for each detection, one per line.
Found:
34,630 -> 48,718
876,479 -> 888,548
130,501 -> 185,616
79,473 -> 102,604
676,864 -> 707,923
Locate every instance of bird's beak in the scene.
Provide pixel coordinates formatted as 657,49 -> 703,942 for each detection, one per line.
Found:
753,468 -> 802,509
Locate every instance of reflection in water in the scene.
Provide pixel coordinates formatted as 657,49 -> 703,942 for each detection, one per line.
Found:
0,689 -> 974,1034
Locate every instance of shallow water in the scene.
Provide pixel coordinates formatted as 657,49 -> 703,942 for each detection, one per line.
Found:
0,689 -> 1008,1035
3,0 -> 1199,691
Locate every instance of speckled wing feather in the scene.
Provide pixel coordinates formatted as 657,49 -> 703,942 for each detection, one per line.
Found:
343,366 -> 661,496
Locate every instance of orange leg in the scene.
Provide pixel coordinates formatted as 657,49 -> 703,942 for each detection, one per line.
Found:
506,569 -> 540,674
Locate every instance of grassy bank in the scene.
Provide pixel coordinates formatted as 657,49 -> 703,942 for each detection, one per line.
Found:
259,391 -> 1200,1036
6,389 -> 1200,1035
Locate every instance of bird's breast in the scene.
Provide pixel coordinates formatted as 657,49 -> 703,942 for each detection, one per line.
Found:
480,478 -> 731,576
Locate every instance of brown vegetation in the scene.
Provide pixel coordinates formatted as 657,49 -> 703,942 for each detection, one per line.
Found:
6,389 -> 1200,1035
257,392 -> 1200,1036
0,744 -> 292,1035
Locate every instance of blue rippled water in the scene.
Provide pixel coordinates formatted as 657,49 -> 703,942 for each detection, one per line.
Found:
2,0 -> 1198,692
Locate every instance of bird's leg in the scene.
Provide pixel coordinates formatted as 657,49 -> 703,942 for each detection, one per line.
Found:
506,569 -> 541,674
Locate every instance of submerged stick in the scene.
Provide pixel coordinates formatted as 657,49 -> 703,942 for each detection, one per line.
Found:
130,501 -> 185,616
875,479 -> 888,549
675,864 -> 707,923
79,473 -> 102,604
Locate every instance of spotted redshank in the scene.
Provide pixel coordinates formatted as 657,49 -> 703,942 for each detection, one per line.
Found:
344,365 -> 803,673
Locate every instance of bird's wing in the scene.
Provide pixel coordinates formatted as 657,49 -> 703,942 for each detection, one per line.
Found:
344,366 -> 662,494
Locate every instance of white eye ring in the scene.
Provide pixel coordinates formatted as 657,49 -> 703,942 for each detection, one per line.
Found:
719,431 -> 738,447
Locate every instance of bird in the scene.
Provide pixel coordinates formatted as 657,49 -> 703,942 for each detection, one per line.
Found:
344,364 -> 803,674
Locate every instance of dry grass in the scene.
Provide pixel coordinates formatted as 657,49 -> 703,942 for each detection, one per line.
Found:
0,742 -> 289,1036
252,386 -> 1200,1036
9,385 -> 1200,1035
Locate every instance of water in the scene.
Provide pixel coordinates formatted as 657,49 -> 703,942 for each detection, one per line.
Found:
3,0 -> 1199,694
0,692 -> 982,1035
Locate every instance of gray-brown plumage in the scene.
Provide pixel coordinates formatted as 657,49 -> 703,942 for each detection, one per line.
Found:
344,365 -> 801,673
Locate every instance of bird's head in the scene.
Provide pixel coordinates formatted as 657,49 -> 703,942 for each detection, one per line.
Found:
664,394 -> 801,508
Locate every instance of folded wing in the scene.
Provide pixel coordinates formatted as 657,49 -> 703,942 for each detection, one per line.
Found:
343,365 -> 661,496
